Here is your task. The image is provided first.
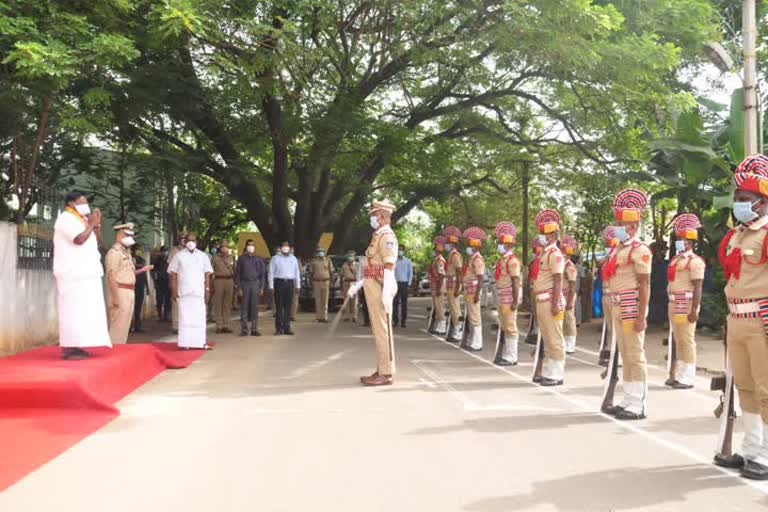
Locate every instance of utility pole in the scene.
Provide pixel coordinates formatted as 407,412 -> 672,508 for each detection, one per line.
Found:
521,159 -> 530,269
743,0 -> 758,155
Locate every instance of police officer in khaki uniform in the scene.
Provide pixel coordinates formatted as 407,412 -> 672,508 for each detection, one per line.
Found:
340,252 -> 359,322
443,226 -> 464,342
561,235 -> 579,354
531,209 -> 566,386
311,247 -> 334,322
716,155 -> 768,479
428,236 -> 448,334
211,239 -> 236,333
666,214 -> 705,389
167,232 -> 186,333
602,188 -> 652,420
462,227 -> 487,351
493,222 -> 521,365
598,226 -> 619,365
106,223 -> 152,344
347,200 -> 399,386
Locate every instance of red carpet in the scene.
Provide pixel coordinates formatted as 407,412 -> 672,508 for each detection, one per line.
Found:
0,343 -> 207,491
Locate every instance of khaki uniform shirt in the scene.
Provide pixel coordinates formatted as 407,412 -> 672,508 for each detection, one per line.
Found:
311,257 -> 334,281
211,253 -> 235,277
607,237 -> 652,293
533,244 -> 565,293
564,259 -> 578,293
497,252 -> 521,287
446,250 -> 463,277
366,225 -> 398,270
431,254 -> 446,277
724,216 -> 768,300
668,251 -> 705,293
466,253 -> 486,278
106,243 -> 136,286
341,261 -> 359,281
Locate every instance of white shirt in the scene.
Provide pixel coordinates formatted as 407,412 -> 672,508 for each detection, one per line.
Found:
168,248 -> 213,297
268,254 -> 301,290
53,210 -> 103,280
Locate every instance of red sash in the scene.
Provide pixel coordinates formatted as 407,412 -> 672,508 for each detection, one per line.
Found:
529,253 -> 541,281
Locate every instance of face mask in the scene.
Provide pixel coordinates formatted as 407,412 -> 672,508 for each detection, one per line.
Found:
135,250 -> 143,257
161,251 -> 168,257
121,236 -> 135,247
75,203 -> 91,216
186,241 -> 197,251
246,245 -> 255,254
281,246 -> 290,254
537,235 -> 547,246
445,243 -> 453,252
370,215 -> 379,230
675,240 -> 686,254
317,251 -> 324,257
497,244 -> 506,254
347,256 -> 354,262
614,227 -> 629,242
733,200 -> 760,223
465,247 -> 474,256
398,251 -> 404,257
211,248 -> 218,255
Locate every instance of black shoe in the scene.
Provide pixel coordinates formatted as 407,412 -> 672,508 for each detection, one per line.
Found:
494,359 -> 517,367
251,331 -> 262,337
447,337 -> 460,343
714,453 -> 746,469
400,323 -> 406,328
275,330 -> 283,335
173,329 -> 178,334
601,405 -> 625,416
284,330 -> 295,335
240,331 -> 248,336
741,460 -> 768,480
664,378 -> 676,387
532,375 -> 543,384
62,348 -> 91,360
615,409 -> 646,420
540,378 -> 563,387
672,382 -> 693,390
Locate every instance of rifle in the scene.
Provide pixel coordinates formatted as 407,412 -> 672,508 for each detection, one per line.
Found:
666,327 -> 677,385
598,313 -> 610,366
531,331 -> 544,382
600,321 -> 619,412
426,303 -> 436,333
713,321 -> 738,466
524,292 -> 538,345
459,298 -> 470,349
493,324 -> 506,364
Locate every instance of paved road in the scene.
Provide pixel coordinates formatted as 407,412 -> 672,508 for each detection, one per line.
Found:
2,298 -> 766,511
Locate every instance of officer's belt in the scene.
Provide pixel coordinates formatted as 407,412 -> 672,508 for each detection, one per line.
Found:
117,283 -> 135,290
215,274 -> 233,278
313,278 -> 330,282
728,300 -> 760,316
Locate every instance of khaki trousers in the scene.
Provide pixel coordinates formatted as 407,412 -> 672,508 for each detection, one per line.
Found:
612,304 -> 648,382
341,281 -> 358,321
447,289 -> 462,325
432,291 -> 445,322
500,305 -> 518,337
213,278 -> 234,329
563,308 -> 577,337
536,300 -> 565,362
314,280 -> 330,320
727,316 -> 768,423
109,288 -> 134,344
363,278 -> 395,376
466,294 -> 481,327
291,291 -> 298,319
669,304 -> 696,364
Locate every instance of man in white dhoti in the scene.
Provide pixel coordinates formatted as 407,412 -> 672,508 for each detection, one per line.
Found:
168,233 -> 213,350
53,191 -> 112,360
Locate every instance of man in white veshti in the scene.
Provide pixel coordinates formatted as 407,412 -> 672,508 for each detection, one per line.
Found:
168,232 -> 214,350
53,191 -> 111,360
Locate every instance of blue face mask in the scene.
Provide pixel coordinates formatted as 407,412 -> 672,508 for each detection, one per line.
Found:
445,243 -> 453,252
497,244 -> 506,254
370,215 -> 379,230
675,240 -> 686,254
614,226 -> 629,242
465,247 -> 474,256
537,235 -> 547,246
733,201 -> 759,223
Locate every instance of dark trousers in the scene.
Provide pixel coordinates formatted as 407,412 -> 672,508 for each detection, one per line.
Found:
156,280 -> 171,320
274,279 -> 293,332
240,284 -> 260,333
360,289 -> 370,325
133,283 -> 146,330
393,282 -> 409,325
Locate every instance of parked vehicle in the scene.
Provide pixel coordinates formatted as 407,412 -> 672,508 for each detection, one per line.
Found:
417,272 -> 431,296
299,255 -> 347,312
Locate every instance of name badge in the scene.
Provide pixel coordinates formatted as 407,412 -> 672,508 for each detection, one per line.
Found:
744,249 -> 755,256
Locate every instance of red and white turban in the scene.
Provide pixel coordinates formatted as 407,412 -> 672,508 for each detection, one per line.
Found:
673,213 -> 702,240
494,221 -> 517,244
734,154 -> 768,197
463,226 -> 487,248
442,225 -> 462,244
535,209 -> 561,234
612,188 -> 648,222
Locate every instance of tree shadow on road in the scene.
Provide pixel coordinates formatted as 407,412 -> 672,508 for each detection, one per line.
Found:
464,464 -> 766,511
